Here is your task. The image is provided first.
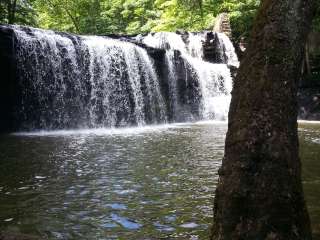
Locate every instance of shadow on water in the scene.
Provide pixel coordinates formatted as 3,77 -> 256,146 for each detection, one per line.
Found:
0,122 -> 319,239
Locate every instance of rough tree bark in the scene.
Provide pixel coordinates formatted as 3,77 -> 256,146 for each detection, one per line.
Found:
212,0 -> 317,239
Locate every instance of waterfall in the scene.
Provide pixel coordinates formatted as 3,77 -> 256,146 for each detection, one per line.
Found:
82,36 -> 167,127
12,26 -> 167,130
1,25 -> 239,131
139,31 -> 237,121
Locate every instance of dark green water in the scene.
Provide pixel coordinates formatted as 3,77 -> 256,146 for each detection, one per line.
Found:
0,122 -> 319,239
299,122 -> 320,239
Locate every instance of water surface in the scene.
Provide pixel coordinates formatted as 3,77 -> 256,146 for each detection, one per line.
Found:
0,122 -> 319,239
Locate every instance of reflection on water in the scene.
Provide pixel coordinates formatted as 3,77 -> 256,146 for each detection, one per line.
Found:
299,122 -> 320,239
0,122 -> 319,239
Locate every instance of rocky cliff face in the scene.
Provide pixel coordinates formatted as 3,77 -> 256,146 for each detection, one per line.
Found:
0,27 -> 17,133
213,13 -> 232,38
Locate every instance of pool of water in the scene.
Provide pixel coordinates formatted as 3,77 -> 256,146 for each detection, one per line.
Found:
0,122 -> 319,239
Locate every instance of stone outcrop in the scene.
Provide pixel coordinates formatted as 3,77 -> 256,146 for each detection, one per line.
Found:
213,13 -> 232,38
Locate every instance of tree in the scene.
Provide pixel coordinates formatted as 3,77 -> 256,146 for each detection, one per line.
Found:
6,0 -> 17,24
0,0 -> 37,25
148,0 -> 219,32
212,0 -> 317,239
35,0 -> 84,33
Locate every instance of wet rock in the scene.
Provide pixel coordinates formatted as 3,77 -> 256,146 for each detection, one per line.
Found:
298,87 -> 320,120
202,32 -> 225,63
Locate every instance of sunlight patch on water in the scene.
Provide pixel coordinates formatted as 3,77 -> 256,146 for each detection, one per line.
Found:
180,222 -> 199,228
110,213 -> 142,230
154,222 -> 175,232
311,138 -> 320,144
106,203 -> 127,210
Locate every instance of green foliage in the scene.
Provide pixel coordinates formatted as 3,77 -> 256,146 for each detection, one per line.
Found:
34,0 -> 103,33
0,0 -> 38,25
221,0 -> 260,41
148,0 -> 218,32
0,0 -> 262,36
0,0 -> 318,39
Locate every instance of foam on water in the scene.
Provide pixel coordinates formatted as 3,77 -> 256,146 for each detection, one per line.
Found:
11,124 -> 186,137
11,121 -> 229,137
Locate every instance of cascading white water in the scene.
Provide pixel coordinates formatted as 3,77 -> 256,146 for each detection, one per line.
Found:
140,31 -> 238,121
13,26 -> 167,129
5,25 -> 239,130
164,51 -> 179,119
217,33 -> 239,68
83,36 -> 167,127
187,32 -> 204,59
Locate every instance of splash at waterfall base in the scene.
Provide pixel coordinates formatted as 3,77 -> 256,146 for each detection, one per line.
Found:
0,25 -> 238,133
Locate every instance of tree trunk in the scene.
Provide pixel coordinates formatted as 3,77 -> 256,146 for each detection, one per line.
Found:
212,0 -> 316,239
7,0 -> 17,24
64,8 -> 80,33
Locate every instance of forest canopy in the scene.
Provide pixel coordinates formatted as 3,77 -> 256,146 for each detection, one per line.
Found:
0,0 -> 318,41
0,0 -> 259,39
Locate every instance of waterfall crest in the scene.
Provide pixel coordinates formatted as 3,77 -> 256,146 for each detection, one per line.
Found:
1,25 -> 238,131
